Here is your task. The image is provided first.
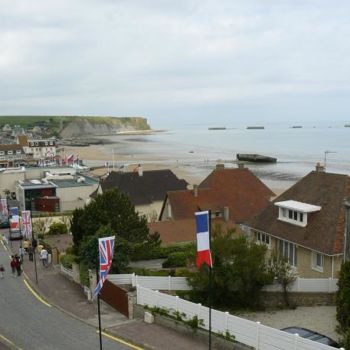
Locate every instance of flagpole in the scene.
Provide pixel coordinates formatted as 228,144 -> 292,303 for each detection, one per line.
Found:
30,211 -> 38,284
208,210 -> 212,350
96,265 -> 103,350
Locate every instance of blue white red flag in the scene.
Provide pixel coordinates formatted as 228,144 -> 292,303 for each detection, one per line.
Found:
9,207 -> 19,229
22,210 -> 32,239
93,236 -> 115,298
195,211 -> 213,268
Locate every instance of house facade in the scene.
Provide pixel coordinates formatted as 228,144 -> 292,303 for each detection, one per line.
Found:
160,164 -> 275,224
24,139 -> 57,160
0,144 -> 27,168
98,166 -> 188,220
248,166 -> 348,278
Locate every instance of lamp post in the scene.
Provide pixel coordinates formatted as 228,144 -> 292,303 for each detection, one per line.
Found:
343,199 -> 350,262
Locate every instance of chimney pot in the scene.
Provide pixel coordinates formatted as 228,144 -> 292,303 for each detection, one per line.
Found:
216,163 -> 225,170
315,162 -> 325,172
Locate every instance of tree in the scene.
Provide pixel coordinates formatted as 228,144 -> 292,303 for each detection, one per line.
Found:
336,261 -> 350,334
269,252 -> 297,307
188,227 -> 273,309
71,189 -> 158,272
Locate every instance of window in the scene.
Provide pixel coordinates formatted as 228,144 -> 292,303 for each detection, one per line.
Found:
257,231 -> 270,246
16,150 -> 21,154
312,252 -> 324,272
7,151 -> 13,155
0,151 -> 4,155
278,239 -> 297,266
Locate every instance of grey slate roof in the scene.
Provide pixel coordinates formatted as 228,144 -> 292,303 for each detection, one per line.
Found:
100,170 -> 188,205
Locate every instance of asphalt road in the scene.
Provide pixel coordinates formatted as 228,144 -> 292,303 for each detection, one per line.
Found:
0,240 -> 135,350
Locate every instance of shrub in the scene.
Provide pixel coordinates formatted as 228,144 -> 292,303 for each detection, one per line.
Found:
162,252 -> 188,268
337,261 -> 350,333
48,222 -> 68,235
79,263 -> 90,287
60,254 -> 76,268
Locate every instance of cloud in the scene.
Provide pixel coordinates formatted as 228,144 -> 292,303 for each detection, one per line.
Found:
1,0 -> 350,125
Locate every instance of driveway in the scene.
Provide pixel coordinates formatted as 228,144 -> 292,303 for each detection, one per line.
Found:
237,306 -> 339,343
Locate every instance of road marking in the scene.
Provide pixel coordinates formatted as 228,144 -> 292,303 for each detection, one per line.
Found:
0,239 -> 8,253
23,279 -> 52,308
98,330 -> 144,349
0,333 -> 23,350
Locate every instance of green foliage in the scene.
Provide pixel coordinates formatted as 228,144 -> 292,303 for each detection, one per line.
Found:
162,252 -> 190,268
48,222 -> 68,235
184,315 -> 204,333
60,254 -> 76,269
79,263 -> 90,287
131,242 -> 195,261
188,228 -> 273,309
337,261 -> 350,334
268,252 -> 297,307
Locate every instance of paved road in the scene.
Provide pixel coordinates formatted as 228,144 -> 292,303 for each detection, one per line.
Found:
0,241 -> 134,350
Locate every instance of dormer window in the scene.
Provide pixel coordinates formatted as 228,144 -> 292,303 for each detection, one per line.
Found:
275,200 -> 321,227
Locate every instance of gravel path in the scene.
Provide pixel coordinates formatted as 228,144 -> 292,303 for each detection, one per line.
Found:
237,306 -> 339,342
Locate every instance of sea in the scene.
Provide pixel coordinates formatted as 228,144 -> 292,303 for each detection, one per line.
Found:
95,121 -> 350,191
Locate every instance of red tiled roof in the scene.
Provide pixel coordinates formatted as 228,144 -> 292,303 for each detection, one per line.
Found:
165,168 -> 274,223
250,171 -> 350,255
148,218 -> 236,245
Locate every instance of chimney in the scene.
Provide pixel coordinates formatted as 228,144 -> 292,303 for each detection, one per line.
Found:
138,164 -> 143,177
315,162 -> 325,173
223,206 -> 229,222
216,163 -> 225,170
193,184 -> 198,197
237,162 -> 244,169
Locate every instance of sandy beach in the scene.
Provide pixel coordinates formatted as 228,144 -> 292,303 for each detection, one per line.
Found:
62,139 -> 292,196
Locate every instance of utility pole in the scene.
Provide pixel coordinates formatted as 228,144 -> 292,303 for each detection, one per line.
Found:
344,199 -> 350,262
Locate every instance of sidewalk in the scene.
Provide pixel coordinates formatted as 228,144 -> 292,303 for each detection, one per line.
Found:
7,238 -> 216,350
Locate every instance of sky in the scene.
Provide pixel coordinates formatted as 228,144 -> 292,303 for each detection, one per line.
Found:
1,0 -> 350,128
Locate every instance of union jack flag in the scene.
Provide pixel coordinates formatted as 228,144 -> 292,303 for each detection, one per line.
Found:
0,198 -> 8,217
22,210 -> 32,239
93,236 -> 115,298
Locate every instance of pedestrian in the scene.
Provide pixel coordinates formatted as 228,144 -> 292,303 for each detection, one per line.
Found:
19,245 -> 25,263
0,264 -> 4,279
10,256 -> 16,276
15,256 -> 21,276
40,248 -> 48,267
23,239 -> 30,253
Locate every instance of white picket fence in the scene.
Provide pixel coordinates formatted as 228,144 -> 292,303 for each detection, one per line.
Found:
60,265 -> 73,279
137,286 -> 342,350
108,273 -> 191,291
264,277 -> 338,293
109,274 -> 338,293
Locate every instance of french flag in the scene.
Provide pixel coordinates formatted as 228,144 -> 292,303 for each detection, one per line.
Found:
195,211 -> 213,268
9,207 -> 19,229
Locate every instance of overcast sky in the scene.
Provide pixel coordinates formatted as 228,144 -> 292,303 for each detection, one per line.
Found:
1,1 -> 350,127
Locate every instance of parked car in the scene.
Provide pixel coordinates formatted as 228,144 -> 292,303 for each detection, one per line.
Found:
0,219 -> 9,228
281,327 -> 339,348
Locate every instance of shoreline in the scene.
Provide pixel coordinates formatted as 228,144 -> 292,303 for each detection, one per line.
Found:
61,139 -> 295,197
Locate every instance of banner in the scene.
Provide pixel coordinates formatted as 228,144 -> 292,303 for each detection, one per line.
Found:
9,207 -> 19,229
93,236 -> 115,298
195,211 -> 213,268
22,210 -> 32,239
0,198 -> 8,217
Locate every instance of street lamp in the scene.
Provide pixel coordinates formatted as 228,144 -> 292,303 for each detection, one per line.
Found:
343,199 -> 350,262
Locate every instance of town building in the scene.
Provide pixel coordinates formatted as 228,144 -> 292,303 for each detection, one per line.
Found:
160,164 -> 274,224
248,164 -> 348,278
0,144 -> 27,168
24,138 -> 57,160
96,166 -> 188,220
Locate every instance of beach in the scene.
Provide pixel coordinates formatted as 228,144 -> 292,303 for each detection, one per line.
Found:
62,134 -> 295,196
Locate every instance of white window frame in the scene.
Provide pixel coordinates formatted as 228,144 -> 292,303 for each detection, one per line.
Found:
0,151 -> 4,155
7,150 -> 13,155
278,239 -> 297,267
278,207 -> 307,227
256,231 -> 271,248
311,251 -> 324,273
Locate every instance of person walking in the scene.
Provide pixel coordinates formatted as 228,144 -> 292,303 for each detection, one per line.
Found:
10,256 -> 16,276
40,248 -> 48,267
0,264 -> 4,279
19,245 -> 25,264
15,256 -> 21,276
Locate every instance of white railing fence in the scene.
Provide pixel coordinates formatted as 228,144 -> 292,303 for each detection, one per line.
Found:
263,277 -> 338,293
137,286 -> 342,350
60,265 -> 73,279
108,273 -> 191,291
109,274 -> 338,293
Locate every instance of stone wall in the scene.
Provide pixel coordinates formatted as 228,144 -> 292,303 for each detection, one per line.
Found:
261,291 -> 336,308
